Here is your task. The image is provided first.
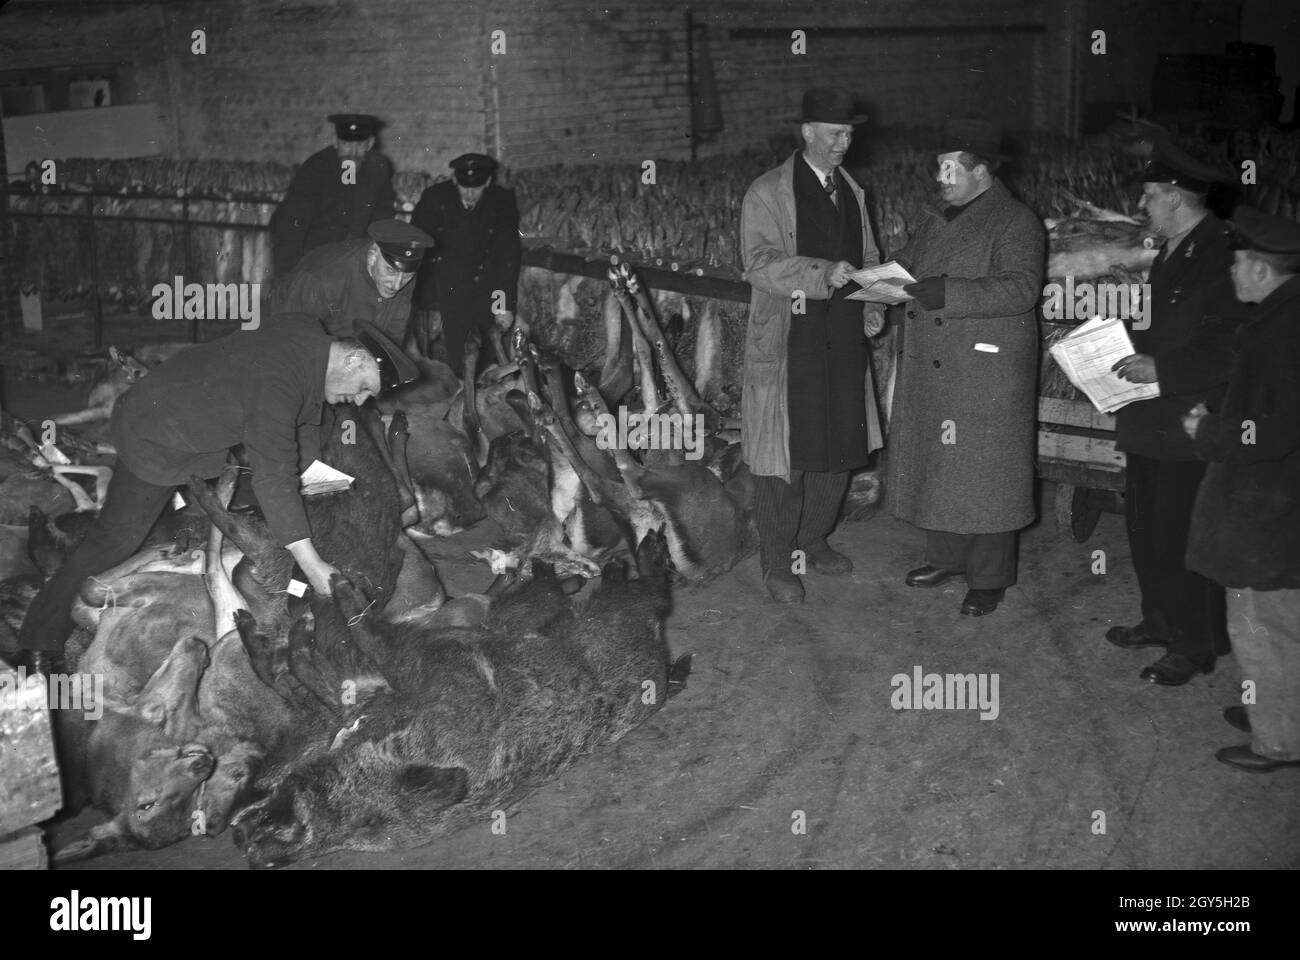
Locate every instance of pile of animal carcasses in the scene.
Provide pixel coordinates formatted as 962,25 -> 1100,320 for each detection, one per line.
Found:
1,396 -> 688,868
395,262 -> 758,585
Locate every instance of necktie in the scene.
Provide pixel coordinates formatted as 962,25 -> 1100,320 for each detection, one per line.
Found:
824,173 -> 839,210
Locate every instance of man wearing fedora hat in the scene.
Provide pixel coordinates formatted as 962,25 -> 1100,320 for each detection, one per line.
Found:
885,117 -> 1045,616
411,153 -> 522,378
1183,206 -> 1300,771
740,86 -> 886,604
1104,149 -> 1242,686
272,113 -> 397,276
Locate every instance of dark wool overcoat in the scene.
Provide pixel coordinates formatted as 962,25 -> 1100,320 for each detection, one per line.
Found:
265,238 -> 416,342
1187,275 -> 1300,590
885,179 -> 1046,533
1115,214 -> 1243,460
410,180 -> 522,374
271,147 -> 396,276
111,315 -> 331,547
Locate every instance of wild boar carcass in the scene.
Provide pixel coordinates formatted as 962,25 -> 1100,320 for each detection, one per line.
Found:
231,531 -> 679,869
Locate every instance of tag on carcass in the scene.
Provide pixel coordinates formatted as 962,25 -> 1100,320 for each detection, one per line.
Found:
286,579 -> 308,598
172,492 -> 186,511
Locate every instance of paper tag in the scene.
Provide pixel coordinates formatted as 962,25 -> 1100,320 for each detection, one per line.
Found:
172,492 -> 186,511
286,579 -> 308,598
974,343 -> 1000,353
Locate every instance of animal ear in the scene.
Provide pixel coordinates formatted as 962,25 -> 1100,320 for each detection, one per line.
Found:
130,637 -> 208,734
53,817 -> 134,864
108,345 -> 126,367
395,765 -> 468,805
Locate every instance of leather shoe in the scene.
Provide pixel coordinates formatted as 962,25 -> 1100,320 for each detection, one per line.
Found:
906,564 -> 963,588
1215,744 -> 1300,773
1105,622 -> 1168,649
807,546 -> 853,576
960,588 -> 1005,616
764,569 -> 804,604
1139,652 -> 1212,686
1223,706 -> 1251,733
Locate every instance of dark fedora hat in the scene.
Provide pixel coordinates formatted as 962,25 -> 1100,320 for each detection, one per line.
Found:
940,117 -> 1011,161
791,87 -> 868,125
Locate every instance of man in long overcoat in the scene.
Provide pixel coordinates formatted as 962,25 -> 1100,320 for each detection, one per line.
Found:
1106,153 -> 1241,685
886,118 -> 1045,616
740,87 -> 885,604
411,153 -> 522,377
271,114 -> 397,277
1183,206 -> 1300,772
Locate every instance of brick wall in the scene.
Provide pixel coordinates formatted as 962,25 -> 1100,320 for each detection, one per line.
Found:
0,0 -> 1258,179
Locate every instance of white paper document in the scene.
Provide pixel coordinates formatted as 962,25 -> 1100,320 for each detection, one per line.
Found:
845,260 -> 917,304
300,459 -> 355,496
1048,316 -> 1160,414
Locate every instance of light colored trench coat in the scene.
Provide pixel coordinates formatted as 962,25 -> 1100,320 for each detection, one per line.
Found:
740,153 -> 885,481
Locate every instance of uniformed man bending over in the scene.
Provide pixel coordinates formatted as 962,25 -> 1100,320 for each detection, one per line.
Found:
271,113 -> 397,276
14,316 -> 384,674
266,219 -> 434,343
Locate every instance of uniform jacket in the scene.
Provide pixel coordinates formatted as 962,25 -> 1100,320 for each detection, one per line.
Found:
740,152 -> 884,480
111,315 -> 331,547
265,238 -> 415,342
884,179 -> 1046,533
271,147 -> 396,276
1187,275 -> 1300,590
411,180 -> 522,315
1115,213 -> 1243,460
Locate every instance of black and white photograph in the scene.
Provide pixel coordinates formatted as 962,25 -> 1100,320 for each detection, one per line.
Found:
0,0 -> 1296,898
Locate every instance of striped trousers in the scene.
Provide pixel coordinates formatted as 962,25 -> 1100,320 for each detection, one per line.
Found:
753,470 -> 849,574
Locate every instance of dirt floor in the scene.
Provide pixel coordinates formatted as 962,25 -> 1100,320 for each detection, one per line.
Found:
42,505 -> 1300,871
6,360 -> 1297,872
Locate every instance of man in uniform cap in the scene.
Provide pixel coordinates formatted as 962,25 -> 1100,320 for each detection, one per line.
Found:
739,87 -> 886,604
265,218 -> 433,345
1183,206 -> 1300,772
885,116 -> 1044,616
411,152 -> 522,377
12,315 -> 384,674
271,113 -> 396,276
1103,150 -> 1246,685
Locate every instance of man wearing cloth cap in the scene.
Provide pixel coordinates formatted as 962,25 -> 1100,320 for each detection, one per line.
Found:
12,315 -> 383,674
1182,207 -> 1300,772
740,87 -> 886,604
411,153 -> 522,377
265,218 -> 433,344
885,118 -> 1045,616
271,114 -> 397,276
1104,150 -> 1244,685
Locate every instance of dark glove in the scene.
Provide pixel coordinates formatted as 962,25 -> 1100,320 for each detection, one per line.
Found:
904,276 -> 946,311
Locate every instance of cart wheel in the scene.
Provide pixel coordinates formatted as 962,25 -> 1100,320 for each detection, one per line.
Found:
1054,482 -> 1102,542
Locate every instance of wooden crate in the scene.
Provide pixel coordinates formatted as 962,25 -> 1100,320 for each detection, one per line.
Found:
0,826 -> 48,870
0,669 -> 64,837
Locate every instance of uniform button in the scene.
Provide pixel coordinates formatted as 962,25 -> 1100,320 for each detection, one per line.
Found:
933,360 -> 941,368
934,317 -> 943,326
